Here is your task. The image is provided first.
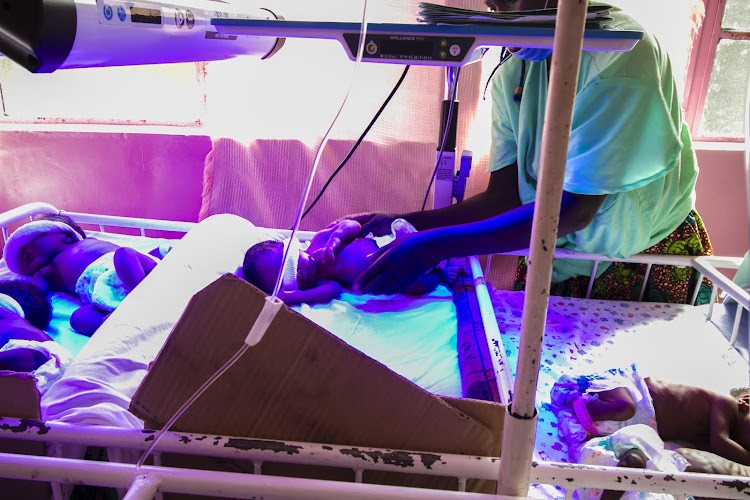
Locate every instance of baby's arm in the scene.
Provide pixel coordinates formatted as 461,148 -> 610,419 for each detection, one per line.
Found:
585,387 -> 637,421
677,447 -> 750,476
0,348 -> 49,372
29,272 -> 52,294
113,247 -> 158,292
401,270 -> 441,296
708,396 -> 750,465
308,220 -> 362,263
278,280 -> 343,305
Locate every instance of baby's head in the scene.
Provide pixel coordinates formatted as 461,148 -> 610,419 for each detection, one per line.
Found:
4,214 -> 85,276
0,280 -> 51,330
242,239 -> 319,294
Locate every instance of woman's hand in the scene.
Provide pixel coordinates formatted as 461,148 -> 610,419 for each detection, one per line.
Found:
353,232 -> 439,295
337,212 -> 400,237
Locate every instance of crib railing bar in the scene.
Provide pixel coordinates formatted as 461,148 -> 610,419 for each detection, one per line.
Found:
730,304 -> 743,346
690,271 -> 704,306
708,285 -> 719,321
639,263 -> 653,302
0,202 -> 58,229
531,461 -> 750,500
693,256 -> 749,310
152,454 -> 164,500
0,418 -> 500,480
484,255 -> 493,281
497,248 -> 698,267
468,255 -> 515,406
123,474 -> 161,500
48,444 -> 67,500
585,260 -> 599,299
457,477 -> 467,492
0,453 -> 500,500
63,211 -> 197,234
1,450 -> 750,500
563,487 -> 574,500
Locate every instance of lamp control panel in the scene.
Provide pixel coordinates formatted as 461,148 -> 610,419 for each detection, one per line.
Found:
341,33 -> 476,64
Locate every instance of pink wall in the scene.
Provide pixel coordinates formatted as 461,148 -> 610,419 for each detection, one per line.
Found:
0,131 -> 211,222
0,131 -> 747,262
694,148 -> 749,259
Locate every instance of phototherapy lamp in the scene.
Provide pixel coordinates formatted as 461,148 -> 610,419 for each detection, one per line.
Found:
0,0 -> 285,73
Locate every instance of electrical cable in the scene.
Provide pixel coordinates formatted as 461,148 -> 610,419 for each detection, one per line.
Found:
302,64 -> 411,220
421,66 -> 460,211
135,1 -> 371,470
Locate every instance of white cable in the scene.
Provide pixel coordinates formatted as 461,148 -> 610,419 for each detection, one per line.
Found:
271,1 -> 370,299
135,1 -> 371,470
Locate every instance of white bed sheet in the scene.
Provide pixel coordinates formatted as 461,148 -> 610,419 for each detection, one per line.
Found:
40,214 -> 462,434
488,290 -> 750,499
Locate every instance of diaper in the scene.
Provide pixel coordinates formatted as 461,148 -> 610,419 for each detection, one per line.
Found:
0,339 -> 73,394
365,218 -> 418,249
280,237 -> 302,292
75,252 -> 128,312
573,424 -> 689,500
551,364 -> 658,445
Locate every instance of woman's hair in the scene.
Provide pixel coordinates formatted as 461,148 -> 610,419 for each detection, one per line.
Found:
37,214 -> 87,239
242,240 -> 283,294
0,280 -> 51,329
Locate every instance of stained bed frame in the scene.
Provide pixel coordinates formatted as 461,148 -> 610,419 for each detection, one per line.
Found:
1,2 -> 750,498
0,202 -> 748,500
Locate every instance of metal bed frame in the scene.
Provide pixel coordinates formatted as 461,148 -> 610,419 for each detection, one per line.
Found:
0,200 -> 748,500
0,1 -> 748,497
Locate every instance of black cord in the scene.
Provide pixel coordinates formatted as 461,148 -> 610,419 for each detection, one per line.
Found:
421,66 -> 461,211
302,65 -> 411,220
514,59 -> 526,102
482,47 -> 512,101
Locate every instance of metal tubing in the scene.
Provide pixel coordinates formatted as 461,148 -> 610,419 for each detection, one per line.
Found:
0,418 -> 499,480
123,474 -> 162,500
0,452 -> 500,500
497,406 -> 538,497
468,255 -> 515,405
497,0 -> 589,496
2,450 -> 750,500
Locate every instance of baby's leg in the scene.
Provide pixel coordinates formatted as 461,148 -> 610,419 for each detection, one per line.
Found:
70,304 -> 109,337
599,449 -> 649,500
113,247 -> 157,292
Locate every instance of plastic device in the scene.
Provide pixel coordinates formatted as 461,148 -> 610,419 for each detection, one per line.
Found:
0,0 -> 285,73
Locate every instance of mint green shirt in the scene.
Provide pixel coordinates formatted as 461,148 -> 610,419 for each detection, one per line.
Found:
487,6 -> 698,282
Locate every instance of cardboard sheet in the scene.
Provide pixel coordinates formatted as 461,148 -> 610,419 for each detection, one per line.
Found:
130,274 -> 504,493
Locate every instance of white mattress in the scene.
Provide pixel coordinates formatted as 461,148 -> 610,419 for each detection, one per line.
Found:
488,290 -> 750,499
40,214 -> 462,431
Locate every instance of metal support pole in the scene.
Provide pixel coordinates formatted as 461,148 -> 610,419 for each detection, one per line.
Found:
496,0 -> 588,496
123,474 -> 162,500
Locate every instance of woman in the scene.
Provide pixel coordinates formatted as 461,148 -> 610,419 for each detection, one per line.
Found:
350,0 -> 712,304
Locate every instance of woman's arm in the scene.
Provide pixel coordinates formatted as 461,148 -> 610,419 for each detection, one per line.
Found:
353,185 -> 605,295
350,166 -> 523,237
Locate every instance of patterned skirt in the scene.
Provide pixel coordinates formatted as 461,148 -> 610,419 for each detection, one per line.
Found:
513,210 -> 714,304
